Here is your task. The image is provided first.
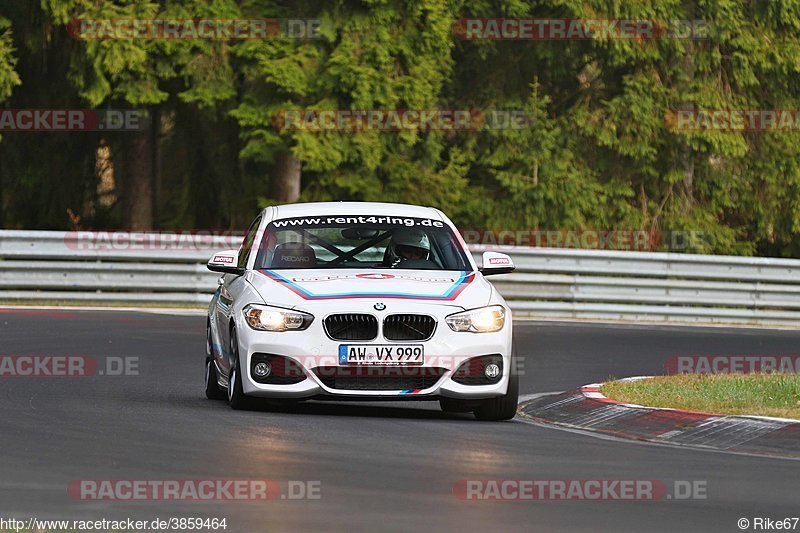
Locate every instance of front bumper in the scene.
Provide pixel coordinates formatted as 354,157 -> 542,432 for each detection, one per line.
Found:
235,311 -> 513,400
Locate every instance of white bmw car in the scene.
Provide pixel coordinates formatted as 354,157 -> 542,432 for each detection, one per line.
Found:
204,202 -> 518,420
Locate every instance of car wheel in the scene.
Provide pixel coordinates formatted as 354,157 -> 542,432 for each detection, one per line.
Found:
205,325 -> 226,400
227,328 -> 251,410
473,372 -> 519,421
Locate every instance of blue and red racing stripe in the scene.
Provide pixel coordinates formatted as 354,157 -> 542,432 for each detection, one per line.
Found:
258,270 -> 475,301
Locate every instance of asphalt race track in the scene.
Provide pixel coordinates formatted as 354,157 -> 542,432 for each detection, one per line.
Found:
1,309 -> 799,532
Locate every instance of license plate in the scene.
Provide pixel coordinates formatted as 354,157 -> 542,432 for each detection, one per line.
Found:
338,344 -> 424,366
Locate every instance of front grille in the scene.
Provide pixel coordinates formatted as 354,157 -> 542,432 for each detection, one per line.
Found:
451,355 -> 504,385
383,314 -> 436,341
250,354 -> 307,385
312,366 -> 447,391
324,314 -> 378,341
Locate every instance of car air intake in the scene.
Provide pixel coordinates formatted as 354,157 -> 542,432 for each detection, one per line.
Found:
312,366 -> 447,391
383,314 -> 436,341
249,354 -> 307,385
324,314 -> 378,341
451,354 -> 504,385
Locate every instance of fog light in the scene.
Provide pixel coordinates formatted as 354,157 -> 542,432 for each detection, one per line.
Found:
253,361 -> 272,378
484,363 -> 501,379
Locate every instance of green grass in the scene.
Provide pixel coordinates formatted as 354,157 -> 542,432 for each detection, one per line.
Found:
601,374 -> 800,420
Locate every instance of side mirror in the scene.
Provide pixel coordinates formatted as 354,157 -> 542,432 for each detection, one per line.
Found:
479,251 -> 515,276
207,249 -> 244,275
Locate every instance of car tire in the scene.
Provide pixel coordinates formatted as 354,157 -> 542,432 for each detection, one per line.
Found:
205,325 -> 226,400
227,328 -> 251,410
472,372 -> 519,421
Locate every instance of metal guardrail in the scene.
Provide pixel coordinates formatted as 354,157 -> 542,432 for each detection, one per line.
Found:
1,230 -> 799,326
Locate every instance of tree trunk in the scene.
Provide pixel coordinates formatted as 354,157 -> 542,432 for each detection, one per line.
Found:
123,117 -> 154,230
682,37 -> 696,212
271,151 -> 302,203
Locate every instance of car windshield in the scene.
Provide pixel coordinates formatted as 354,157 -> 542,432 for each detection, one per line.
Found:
254,215 -> 471,271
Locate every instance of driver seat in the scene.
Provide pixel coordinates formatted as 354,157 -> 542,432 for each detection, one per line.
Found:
271,243 -> 317,268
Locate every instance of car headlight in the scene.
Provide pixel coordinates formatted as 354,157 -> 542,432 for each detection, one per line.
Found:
242,304 -> 313,332
445,305 -> 506,333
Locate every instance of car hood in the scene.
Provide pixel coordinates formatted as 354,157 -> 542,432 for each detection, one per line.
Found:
246,268 -> 493,311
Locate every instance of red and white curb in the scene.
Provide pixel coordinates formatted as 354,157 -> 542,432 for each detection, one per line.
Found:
519,377 -> 800,459
581,376 -> 800,424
